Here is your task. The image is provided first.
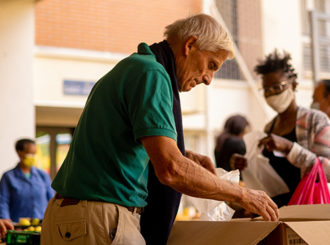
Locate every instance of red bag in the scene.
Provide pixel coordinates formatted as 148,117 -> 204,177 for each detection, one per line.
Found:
288,158 -> 330,205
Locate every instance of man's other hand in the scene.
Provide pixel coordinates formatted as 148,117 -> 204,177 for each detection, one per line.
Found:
186,150 -> 217,175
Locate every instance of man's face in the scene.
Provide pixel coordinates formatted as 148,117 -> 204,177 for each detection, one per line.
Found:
176,44 -> 229,92
312,83 -> 330,117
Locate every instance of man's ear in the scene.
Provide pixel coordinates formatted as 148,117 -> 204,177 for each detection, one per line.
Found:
183,36 -> 198,56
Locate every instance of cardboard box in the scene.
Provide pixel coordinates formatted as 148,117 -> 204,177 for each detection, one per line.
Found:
167,204 -> 330,245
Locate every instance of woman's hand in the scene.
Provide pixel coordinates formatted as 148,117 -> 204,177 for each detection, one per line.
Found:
258,133 -> 293,155
230,153 -> 247,170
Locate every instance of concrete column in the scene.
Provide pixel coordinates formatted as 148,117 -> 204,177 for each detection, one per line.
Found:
0,0 -> 35,175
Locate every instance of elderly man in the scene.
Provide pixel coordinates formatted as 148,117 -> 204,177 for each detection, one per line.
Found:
312,79 -> 330,117
41,14 -> 278,245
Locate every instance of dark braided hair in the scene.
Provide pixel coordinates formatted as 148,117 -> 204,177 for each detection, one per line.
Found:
254,49 -> 298,79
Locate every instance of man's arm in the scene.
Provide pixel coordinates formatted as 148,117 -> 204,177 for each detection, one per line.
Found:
141,135 -> 279,221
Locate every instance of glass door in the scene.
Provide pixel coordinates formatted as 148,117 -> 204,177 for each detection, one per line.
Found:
36,127 -> 74,179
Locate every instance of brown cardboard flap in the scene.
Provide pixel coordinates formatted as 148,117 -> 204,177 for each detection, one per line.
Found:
285,221 -> 330,245
167,221 -> 280,245
279,204 -> 330,221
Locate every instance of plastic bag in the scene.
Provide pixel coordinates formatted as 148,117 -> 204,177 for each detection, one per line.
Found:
288,158 -> 330,205
183,168 -> 240,221
242,131 -> 290,197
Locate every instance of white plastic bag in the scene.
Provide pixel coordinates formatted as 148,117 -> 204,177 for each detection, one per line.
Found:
183,168 -> 240,221
242,131 -> 290,197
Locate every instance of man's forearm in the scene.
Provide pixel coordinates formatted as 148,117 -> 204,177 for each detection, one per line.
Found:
143,137 -> 244,204
168,153 -> 244,203
142,135 -> 278,221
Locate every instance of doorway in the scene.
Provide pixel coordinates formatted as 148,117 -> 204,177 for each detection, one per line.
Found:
35,127 -> 74,179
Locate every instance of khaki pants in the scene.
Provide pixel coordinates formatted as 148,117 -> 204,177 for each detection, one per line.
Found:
41,197 -> 146,245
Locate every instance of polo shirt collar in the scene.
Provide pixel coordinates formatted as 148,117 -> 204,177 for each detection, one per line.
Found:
137,43 -> 154,55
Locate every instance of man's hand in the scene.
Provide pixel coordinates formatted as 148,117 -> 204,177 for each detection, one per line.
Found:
0,219 -> 13,239
258,133 -> 293,155
185,150 -> 217,175
230,153 -> 247,170
238,188 -> 279,221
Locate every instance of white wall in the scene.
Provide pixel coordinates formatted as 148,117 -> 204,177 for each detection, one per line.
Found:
0,0 -> 35,175
260,0 -> 314,117
34,47 -> 124,108
261,0 -> 303,77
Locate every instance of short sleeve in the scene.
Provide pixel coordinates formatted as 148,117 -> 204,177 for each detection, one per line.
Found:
125,69 -> 177,141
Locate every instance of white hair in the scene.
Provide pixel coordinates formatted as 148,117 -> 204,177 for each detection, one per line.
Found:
164,14 -> 234,59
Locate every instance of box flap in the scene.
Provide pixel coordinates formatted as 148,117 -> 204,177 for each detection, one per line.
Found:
279,204 -> 330,221
286,221 -> 330,245
167,221 -> 280,245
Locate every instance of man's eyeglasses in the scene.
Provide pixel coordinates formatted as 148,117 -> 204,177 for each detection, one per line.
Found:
261,80 -> 291,97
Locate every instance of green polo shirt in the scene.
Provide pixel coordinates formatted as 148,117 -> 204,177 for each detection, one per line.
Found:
52,43 -> 177,207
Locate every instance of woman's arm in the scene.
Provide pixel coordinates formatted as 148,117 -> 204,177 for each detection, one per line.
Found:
289,109 -> 330,179
0,176 -> 11,220
260,109 -> 330,180
287,141 -> 330,180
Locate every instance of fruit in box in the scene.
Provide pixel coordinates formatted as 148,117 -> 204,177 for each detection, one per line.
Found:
19,218 -> 31,226
31,218 -> 40,226
35,226 -> 42,232
24,226 -> 35,232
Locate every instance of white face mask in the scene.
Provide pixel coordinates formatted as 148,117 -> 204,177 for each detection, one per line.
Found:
265,87 -> 295,113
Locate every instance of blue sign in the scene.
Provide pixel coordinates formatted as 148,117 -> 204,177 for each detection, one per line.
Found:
63,80 -> 96,96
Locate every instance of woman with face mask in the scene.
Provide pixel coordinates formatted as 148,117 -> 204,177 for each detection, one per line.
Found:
0,138 -> 54,223
250,50 -> 330,207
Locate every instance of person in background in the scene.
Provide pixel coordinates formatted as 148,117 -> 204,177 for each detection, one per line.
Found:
214,115 -> 250,171
311,79 -> 330,118
248,50 -> 330,207
41,14 -> 278,245
0,138 -> 54,222
0,219 -> 14,240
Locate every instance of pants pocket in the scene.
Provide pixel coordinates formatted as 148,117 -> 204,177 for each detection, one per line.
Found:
111,206 -> 145,245
110,206 -> 122,244
56,220 -> 87,242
